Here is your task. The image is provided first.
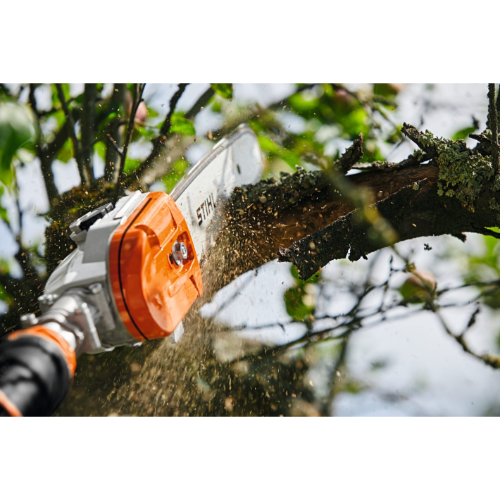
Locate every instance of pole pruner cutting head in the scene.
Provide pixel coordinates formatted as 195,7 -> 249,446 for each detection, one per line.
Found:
108,192 -> 203,342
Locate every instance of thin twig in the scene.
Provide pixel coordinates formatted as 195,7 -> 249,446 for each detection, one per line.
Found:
114,83 -> 146,200
125,84 -> 345,189
55,83 -> 91,186
28,84 -> 60,204
434,310 -> 500,369
106,133 -> 124,158
105,84 -> 126,184
158,84 -> 189,139
471,226 -> 500,239
131,83 -> 189,181
37,97 -> 77,118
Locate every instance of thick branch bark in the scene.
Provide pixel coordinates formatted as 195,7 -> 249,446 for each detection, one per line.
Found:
200,163 -> 441,294
278,176 -> 499,279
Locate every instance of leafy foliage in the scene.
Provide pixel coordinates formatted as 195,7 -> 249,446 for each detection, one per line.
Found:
170,113 -> 196,136
0,185 -> 8,224
284,265 -> 320,322
0,99 -> 37,187
163,158 -> 189,193
452,126 -> 477,141
462,229 -> 500,309
210,84 -> 233,100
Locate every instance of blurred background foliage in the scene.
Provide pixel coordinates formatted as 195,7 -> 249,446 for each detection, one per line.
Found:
1,83 -> 500,416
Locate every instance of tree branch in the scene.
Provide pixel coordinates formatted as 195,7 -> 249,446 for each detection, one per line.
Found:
278,177 -> 500,280
55,84 -> 91,186
106,133 -> 124,159
488,83 -> 499,173
471,227 -> 500,239
336,133 -> 364,173
125,85 -> 333,190
28,84 -> 60,205
129,83 -> 188,182
434,309 -> 500,369
81,83 -> 96,181
401,122 -> 437,156
104,83 -> 126,184
185,86 -> 214,120
114,83 -> 146,199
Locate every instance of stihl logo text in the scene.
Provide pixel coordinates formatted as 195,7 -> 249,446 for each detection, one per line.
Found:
197,193 -> 216,226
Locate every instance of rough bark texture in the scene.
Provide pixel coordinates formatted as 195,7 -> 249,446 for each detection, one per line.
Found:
222,162 -> 441,281
279,176 -> 500,279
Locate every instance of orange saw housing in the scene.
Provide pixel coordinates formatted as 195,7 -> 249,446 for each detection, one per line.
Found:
109,192 -> 203,342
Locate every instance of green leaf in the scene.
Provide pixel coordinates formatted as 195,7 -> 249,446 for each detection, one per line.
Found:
98,111 -> 119,132
170,113 -> 195,136
288,92 -> 320,113
94,141 -> 106,161
0,282 -> 8,302
135,125 -> 157,140
258,135 -> 300,168
146,106 -> 159,119
51,83 -> 70,106
0,100 -> 38,187
123,158 -> 142,175
0,258 -> 10,275
162,158 -> 189,193
452,126 -> 477,141
373,83 -> 400,97
290,265 -> 320,284
211,100 -> 222,113
341,107 -> 370,138
210,84 -> 233,100
284,266 -> 320,322
56,138 -> 74,163
284,286 -> 314,322
0,206 -> 8,224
